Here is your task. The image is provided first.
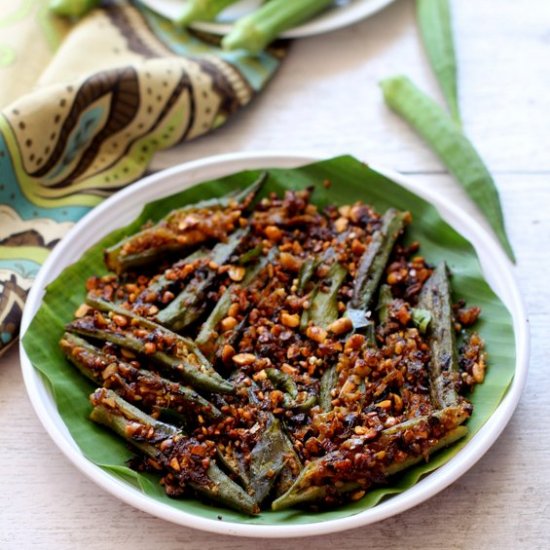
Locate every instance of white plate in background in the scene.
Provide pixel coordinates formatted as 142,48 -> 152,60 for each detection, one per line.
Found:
140,0 -> 397,38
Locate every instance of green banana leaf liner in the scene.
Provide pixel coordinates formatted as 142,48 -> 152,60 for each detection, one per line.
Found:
22,155 -> 515,525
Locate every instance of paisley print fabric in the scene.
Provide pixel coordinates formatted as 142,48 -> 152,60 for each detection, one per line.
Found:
0,0 -> 285,355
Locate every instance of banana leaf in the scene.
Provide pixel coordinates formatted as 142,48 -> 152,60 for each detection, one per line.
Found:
22,155 -> 516,525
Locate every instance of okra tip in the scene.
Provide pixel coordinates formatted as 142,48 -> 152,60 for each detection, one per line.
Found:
379,74 -> 408,95
174,6 -> 199,27
221,22 -> 264,54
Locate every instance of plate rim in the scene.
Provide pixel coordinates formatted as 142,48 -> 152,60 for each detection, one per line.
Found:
19,151 -> 529,538
140,0 -> 397,38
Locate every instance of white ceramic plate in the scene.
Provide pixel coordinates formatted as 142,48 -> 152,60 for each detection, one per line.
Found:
140,0 -> 396,38
20,152 -> 528,538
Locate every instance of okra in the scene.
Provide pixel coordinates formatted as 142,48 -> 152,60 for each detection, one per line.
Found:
90,389 -> 259,515
297,244 -> 341,295
249,415 -> 288,505
59,332 -> 221,421
194,290 -> 234,362
222,0 -> 334,54
90,388 -> 179,457
134,248 -> 209,307
271,406 -> 469,510
350,208 -> 408,314
380,75 -> 514,261
297,257 -> 316,293
68,297 -> 233,393
376,284 -> 393,325
49,0 -> 99,18
266,368 -> 298,399
273,429 -> 302,498
301,262 -> 347,330
155,228 -> 249,331
195,251 -> 273,359
176,0 -> 240,27
265,368 -> 316,411
202,460 -> 259,515
417,0 -> 460,123
319,365 -> 337,412
238,244 -> 262,266
216,445 -> 250,488
416,262 -> 460,408
411,307 -> 432,333
104,174 -> 265,274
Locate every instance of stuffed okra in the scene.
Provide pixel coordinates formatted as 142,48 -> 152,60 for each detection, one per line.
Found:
61,180 -> 487,514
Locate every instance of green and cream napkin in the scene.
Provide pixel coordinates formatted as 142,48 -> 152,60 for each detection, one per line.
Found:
0,0 -> 285,355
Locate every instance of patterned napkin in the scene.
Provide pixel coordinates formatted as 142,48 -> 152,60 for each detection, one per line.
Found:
0,0 -> 285,355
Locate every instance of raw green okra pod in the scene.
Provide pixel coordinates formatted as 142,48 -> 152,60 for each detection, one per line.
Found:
380,75 -> 514,261
176,0 -> 240,27
222,0 -> 334,54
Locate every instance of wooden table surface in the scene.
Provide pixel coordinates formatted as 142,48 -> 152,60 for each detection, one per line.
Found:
2,1 -> 549,548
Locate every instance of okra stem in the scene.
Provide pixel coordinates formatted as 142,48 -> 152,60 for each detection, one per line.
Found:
176,0 -> 240,27
222,0 -> 334,54
411,307 -> 432,333
266,368 -> 316,410
266,368 -> 298,399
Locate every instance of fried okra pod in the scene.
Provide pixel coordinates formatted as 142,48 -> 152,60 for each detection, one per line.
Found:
272,406 -> 470,511
68,297 -> 233,394
417,262 -> 462,408
104,174 -> 265,274
155,228 -> 249,331
60,332 -> 221,422
90,389 -> 259,515
350,208 -> 409,314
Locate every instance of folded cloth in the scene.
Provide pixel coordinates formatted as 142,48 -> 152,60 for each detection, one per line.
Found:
0,0 -> 285,355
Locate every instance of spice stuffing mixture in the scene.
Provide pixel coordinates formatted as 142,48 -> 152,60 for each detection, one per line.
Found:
61,178 -> 486,513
